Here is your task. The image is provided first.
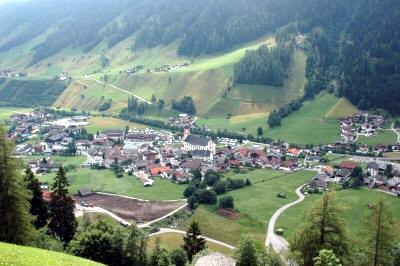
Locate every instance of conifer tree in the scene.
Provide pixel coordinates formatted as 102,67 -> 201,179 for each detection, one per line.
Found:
0,126 -> 34,244
48,166 -> 77,243
291,192 -> 350,266
24,167 -> 48,228
366,198 -> 396,266
183,221 -> 206,262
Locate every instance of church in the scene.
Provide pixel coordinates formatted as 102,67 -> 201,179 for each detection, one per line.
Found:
182,128 -> 216,155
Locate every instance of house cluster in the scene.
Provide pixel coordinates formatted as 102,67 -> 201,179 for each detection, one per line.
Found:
168,114 -> 196,128
53,72 -> 70,81
0,68 -> 26,78
309,161 -> 359,190
364,161 -> 400,194
125,65 -> 145,75
340,112 -> 384,143
154,62 -> 191,73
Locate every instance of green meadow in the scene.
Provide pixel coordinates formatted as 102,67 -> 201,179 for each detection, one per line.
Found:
276,188 -> 400,241
183,169 -> 315,246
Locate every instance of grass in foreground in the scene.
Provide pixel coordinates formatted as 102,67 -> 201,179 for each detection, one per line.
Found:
276,188 -> 400,241
0,242 -> 103,266
183,169 -> 315,246
148,232 -> 234,257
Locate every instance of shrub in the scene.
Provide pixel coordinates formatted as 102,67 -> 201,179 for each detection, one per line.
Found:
115,172 -> 123,178
213,181 -> 227,195
219,196 -> 234,209
195,189 -> 217,205
183,185 -> 197,198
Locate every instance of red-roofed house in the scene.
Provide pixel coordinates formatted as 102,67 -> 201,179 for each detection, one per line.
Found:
150,165 -> 171,176
287,148 -> 301,157
340,161 -> 358,170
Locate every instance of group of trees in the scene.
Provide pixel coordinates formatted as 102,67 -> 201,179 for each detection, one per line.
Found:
127,96 -> 149,116
171,96 -> 196,115
290,192 -> 399,266
71,219 -> 207,265
267,99 -> 303,128
183,170 -> 250,210
0,125 -> 77,246
234,44 -> 292,86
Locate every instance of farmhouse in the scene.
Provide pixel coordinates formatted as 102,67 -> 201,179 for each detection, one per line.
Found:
182,128 -> 216,154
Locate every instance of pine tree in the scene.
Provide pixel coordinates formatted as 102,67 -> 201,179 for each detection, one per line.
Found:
48,166 -> 77,244
183,221 -> 206,262
366,198 -> 396,266
0,126 -> 34,244
291,192 -> 350,266
24,167 -> 48,228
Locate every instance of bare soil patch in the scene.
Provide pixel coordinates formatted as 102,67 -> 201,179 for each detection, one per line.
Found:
75,193 -> 185,222
216,208 -> 241,220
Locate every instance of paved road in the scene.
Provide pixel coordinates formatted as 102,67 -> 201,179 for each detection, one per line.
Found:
150,228 -> 236,250
265,185 -> 305,254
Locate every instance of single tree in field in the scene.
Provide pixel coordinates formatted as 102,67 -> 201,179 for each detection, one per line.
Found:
183,221 -> 206,262
257,127 -> 263,136
365,198 -> 396,266
48,166 -> 77,244
24,167 -> 48,228
151,94 -> 157,104
150,237 -> 170,266
0,126 -> 34,244
124,224 -> 148,266
290,192 -> 350,266
313,249 -> 342,266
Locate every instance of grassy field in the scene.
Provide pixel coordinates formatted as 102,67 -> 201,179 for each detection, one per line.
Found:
276,188 -> 400,241
84,116 -> 147,133
0,242 -> 103,266
326,97 -> 358,119
37,167 -> 186,201
0,107 -> 32,121
265,93 -> 341,145
183,169 -> 315,246
198,48 -> 307,130
357,129 -> 397,146
148,232 -> 234,257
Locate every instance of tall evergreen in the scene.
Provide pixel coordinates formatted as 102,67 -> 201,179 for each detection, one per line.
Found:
182,221 -> 206,262
24,167 -> 48,229
48,166 -> 77,244
366,198 -> 396,266
291,192 -> 350,266
0,126 -> 34,244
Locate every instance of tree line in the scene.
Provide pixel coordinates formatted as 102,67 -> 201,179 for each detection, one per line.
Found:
171,96 -> 196,115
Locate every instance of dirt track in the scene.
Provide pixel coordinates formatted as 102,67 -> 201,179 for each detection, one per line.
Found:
75,193 -> 185,222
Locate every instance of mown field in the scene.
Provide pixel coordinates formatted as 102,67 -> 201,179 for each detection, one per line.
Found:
0,242 -> 103,266
182,169 -> 315,246
26,155 -> 186,201
276,188 -> 400,242
357,129 -> 397,146
325,97 -> 358,119
265,93 -> 343,145
84,116 -> 147,133
0,107 -> 32,121
148,232 -> 234,257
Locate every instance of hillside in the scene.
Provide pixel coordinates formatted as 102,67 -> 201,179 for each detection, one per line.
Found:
0,242 -> 104,266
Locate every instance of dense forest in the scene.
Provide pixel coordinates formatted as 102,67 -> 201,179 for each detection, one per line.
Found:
0,78 -> 68,107
172,96 -> 196,115
0,0 -> 400,113
234,44 -> 292,86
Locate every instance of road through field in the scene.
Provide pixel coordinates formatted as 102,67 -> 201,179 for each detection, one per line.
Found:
265,185 -> 305,254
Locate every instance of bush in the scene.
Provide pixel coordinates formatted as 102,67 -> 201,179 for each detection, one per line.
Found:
227,178 -> 246,190
195,189 -> 217,205
204,173 -> 219,186
183,185 -> 197,198
115,172 -> 123,178
219,196 -> 234,209
213,181 -> 227,195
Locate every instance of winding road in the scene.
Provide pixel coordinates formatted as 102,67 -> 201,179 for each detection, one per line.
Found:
265,185 -> 305,254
